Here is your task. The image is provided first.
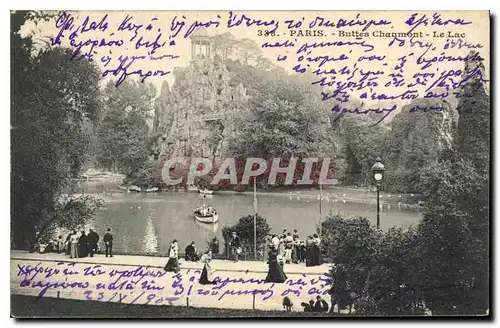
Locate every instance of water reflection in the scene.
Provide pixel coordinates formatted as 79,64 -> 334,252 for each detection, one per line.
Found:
88,190 -> 422,256
143,214 -> 159,253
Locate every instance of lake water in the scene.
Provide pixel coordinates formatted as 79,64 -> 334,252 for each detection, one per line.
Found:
85,186 -> 422,256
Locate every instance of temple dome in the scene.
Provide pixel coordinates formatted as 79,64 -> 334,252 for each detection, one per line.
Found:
190,27 -> 210,39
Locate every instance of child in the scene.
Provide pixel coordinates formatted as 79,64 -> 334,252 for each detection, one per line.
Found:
277,253 -> 284,269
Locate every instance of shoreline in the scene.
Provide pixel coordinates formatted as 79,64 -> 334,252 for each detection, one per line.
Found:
78,188 -> 423,210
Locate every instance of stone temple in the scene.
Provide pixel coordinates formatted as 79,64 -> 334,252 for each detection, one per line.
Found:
153,28 -> 249,162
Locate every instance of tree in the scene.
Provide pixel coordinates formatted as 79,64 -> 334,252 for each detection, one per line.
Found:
322,215 -> 381,313
96,80 -> 154,175
228,73 -> 332,159
418,154 -> 489,315
415,55 -> 489,315
124,159 -> 163,189
235,38 -> 261,65
11,11 -> 103,249
222,214 -> 271,259
456,52 -> 489,174
211,32 -> 238,60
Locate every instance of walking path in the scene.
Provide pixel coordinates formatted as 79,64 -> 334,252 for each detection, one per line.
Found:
11,250 -> 335,313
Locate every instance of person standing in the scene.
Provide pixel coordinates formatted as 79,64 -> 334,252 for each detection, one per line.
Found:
65,232 -> 72,255
210,237 -> 219,255
306,235 -> 314,267
312,233 -> 322,266
284,244 -> 292,264
229,232 -> 241,262
271,234 -> 280,250
164,239 -> 180,273
69,230 -> 79,259
264,246 -> 287,283
292,236 -> 300,264
104,228 -> 113,258
299,240 -> 307,263
78,230 -> 88,258
56,235 -> 64,253
199,250 -> 216,285
87,229 -> 99,257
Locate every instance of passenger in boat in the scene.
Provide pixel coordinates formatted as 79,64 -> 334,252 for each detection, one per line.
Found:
265,246 -> 287,283
199,250 -> 217,285
164,239 -> 180,273
184,242 -> 200,261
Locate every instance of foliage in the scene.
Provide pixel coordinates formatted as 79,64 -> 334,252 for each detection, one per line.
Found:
37,195 -> 104,244
96,80 -> 155,175
339,116 -> 388,187
124,159 -> 163,189
227,70 -> 333,159
222,214 -> 271,256
322,214 -> 426,315
322,215 -> 380,311
417,154 -> 489,315
456,56 -> 490,174
11,11 -> 102,249
415,58 -> 489,315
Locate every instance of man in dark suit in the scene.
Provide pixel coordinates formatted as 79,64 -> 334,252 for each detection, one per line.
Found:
103,228 -> 113,258
229,231 -> 241,262
87,229 -> 99,257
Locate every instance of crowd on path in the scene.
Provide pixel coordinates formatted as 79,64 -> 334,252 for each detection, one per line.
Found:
36,228 -> 114,259
263,228 -> 322,284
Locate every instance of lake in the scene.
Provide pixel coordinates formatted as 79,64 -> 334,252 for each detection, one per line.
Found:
84,185 -> 423,256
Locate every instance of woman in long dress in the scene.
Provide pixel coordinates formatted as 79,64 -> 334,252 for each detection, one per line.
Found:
291,237 -> 300,264
265,246 -> 287,283
278,234 -> 286,256
312,234 -> 322,266
199,250 -> 217,285
164,240 -> 180,273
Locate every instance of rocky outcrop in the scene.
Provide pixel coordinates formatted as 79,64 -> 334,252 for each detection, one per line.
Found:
153,56 -> 249,160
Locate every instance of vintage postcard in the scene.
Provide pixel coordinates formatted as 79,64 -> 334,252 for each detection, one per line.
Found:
10,10 -> 490,318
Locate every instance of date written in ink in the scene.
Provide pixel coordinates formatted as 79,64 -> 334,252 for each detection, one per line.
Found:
83,290 -> 179,305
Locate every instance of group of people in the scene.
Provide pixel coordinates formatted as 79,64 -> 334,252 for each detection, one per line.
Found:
301,296 -> 330,313
264,229 -> 322,284
163,239 -> 216,285
269,229 -> 322,267
38,228 -> 114,259
282,296 -> 330,313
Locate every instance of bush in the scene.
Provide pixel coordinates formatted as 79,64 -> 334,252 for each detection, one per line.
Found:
222,214 -> 271,259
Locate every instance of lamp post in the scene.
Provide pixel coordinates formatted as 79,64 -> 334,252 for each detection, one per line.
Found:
371,157 -> 386,230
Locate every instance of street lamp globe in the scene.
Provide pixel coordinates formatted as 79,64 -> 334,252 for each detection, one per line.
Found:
371,157 -> 386,182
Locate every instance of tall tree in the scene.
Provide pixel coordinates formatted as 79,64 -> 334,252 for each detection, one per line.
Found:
96,80 -> 155,175
11,11 -> 102,249
417,54 -> 489,315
